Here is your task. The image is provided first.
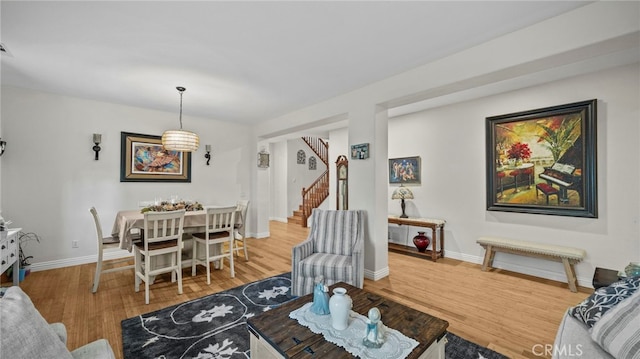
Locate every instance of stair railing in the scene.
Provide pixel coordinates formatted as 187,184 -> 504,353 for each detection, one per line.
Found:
302,136 -> 328,166
301,169 -> 329,227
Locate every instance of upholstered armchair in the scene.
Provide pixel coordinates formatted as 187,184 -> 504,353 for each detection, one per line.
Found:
291,209 -> 365,296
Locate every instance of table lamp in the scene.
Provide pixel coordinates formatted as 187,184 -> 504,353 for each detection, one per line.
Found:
391,185 -> 413,218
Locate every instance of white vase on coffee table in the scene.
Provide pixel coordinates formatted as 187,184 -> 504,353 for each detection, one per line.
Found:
329,287 -> 352,330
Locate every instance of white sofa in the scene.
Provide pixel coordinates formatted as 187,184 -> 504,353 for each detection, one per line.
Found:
553,277 -> 640,359
0,286 -> 116,359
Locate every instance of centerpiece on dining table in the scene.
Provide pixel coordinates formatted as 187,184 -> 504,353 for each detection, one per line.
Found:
140,200 -> 204,213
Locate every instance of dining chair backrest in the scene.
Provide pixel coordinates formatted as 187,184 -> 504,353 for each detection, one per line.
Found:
89,207 -> 105,242
90,206 -> 133,293
204,206 -> 237,237
143,210 -> 186,249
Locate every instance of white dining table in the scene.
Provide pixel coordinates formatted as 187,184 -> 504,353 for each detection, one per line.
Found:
111,207 -> 241,252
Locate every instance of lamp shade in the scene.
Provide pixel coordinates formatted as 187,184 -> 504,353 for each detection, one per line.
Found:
162,129 -> 200,152
391,186 -> 414,200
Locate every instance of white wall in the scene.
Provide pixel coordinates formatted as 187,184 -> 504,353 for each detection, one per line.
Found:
386,63 -> 640,284
269,141 -> 288,222
253,2 -> 639,284
1,86 -> 253,269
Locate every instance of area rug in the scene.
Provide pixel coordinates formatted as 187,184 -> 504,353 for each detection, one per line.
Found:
122,273 -> 507,359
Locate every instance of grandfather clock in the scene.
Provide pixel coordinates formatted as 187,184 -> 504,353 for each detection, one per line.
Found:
336,155 -> 348,210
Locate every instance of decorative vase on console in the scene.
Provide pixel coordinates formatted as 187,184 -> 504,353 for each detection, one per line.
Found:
625,262 -> 640,277
413,231 -> 430,253
329,287 -> 352,330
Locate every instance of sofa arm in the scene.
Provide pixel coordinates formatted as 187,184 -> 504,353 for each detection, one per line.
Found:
292,238 -> 313,263
71,339 -> 116,359
351,247 -> 364,289
350,210 -> 365,289
552,310 -> 613,359
50,322 -> 68,344
291,238 -> 314,296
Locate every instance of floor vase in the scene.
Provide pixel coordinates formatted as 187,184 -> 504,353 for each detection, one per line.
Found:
413,231 -> 430,253
329,287 -> 352,330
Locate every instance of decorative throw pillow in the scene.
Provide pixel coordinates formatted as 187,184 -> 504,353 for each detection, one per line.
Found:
568,276 -> 640,328
591,289 -> 640,359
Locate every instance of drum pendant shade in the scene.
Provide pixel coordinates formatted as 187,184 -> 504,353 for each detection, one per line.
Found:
162,87 -> 200,152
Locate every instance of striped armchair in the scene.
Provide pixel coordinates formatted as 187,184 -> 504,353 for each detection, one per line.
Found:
291,209 -> 365,296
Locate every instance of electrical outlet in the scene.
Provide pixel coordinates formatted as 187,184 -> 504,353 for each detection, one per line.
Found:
72,240 -> 79,248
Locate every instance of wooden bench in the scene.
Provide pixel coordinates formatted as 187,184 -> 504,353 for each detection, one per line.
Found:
476,237 -> 586,292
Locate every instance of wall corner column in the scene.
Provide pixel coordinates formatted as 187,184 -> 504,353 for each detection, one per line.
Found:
349,103 -> 389,281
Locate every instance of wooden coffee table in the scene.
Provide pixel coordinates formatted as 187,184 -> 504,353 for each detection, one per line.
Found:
247,283 -> 449,358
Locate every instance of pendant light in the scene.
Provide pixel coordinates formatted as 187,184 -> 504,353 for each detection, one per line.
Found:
162,86 -> 200,152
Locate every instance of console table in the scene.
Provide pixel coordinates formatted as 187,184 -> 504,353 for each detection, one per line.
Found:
388,216 -> 445,262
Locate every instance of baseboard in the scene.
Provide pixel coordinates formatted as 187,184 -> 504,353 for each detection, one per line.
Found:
254,231 -> 270,239
269,217 -> 288,223
27,246 -> 593,288
444,249 -> 593,288
30,250 -> 132,272
364,266 -> 390,281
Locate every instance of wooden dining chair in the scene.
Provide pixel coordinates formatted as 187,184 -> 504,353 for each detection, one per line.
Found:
233,200 -> 250,261
90,207 -> 135,293
133,210 -> 186,305
191,206 -> 236,284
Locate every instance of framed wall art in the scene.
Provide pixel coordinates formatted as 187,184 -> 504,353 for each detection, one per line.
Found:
257,149 -> 270,169
485,99 -> 597,217
350,143 -> 369,159
120,132 -> 191,182
388,156 -> 421,184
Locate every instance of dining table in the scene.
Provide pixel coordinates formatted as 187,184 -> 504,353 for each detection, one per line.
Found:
111,207 -> 241,252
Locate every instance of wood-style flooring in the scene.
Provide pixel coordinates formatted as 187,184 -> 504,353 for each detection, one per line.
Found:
14,221 -> 590,359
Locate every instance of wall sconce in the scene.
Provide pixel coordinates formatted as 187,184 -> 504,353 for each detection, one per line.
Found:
0,138 -> 6,157
204,145 -> 211,165
257,148 -> 270,168
92,134 -> 102,160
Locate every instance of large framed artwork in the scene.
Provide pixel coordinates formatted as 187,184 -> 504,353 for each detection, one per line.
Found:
486,99 -> 597,217
120,132 -> 191,182
388,156 -> 421,184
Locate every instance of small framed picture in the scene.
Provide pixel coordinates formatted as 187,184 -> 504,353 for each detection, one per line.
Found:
350,143 -> 369,160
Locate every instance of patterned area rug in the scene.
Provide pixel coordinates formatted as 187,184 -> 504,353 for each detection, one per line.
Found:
445,332 -> 508,359
122,273 -> 507,359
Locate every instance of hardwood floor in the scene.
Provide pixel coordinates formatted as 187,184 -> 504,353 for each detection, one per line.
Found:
14,221 -> 590,359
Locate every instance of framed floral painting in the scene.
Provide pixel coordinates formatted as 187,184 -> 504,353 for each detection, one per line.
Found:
120,132 -> 191,182
486,99 -> 597,217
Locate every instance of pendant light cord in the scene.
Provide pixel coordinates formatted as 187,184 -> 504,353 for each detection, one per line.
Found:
177,86 -> 186,130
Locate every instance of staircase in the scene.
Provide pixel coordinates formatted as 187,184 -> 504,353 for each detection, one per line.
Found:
288,137 -> 329,227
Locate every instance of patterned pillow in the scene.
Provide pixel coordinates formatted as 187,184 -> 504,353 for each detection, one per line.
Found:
569,276 -> 640,328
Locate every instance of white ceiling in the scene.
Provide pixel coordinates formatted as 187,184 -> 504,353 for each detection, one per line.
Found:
1,1 -> 590,125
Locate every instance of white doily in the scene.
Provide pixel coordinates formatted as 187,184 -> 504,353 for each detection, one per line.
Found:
289,302 -> 419,359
